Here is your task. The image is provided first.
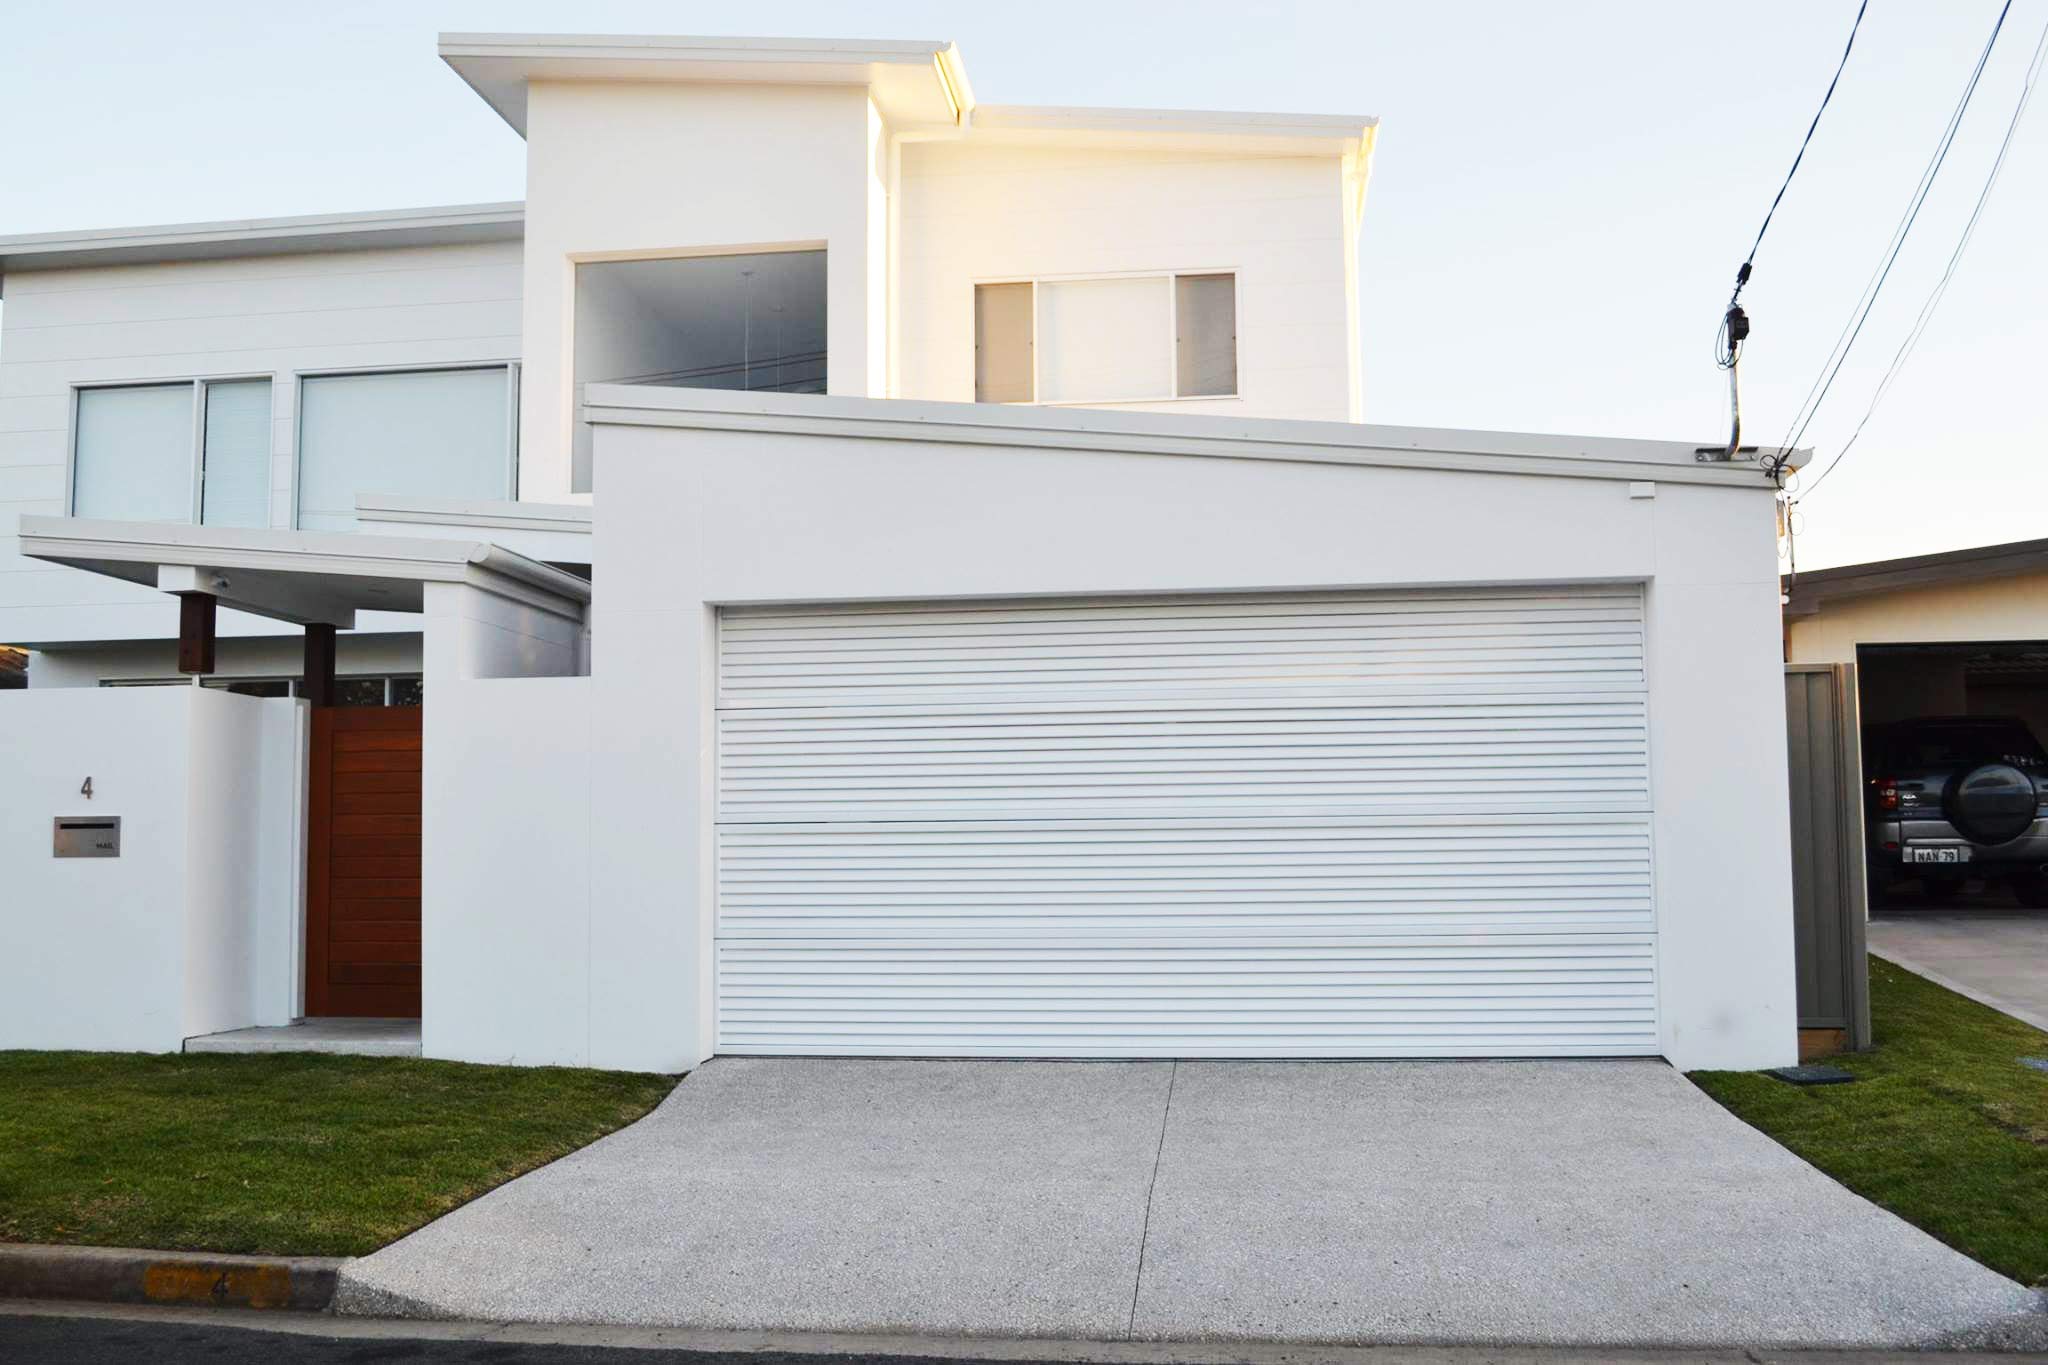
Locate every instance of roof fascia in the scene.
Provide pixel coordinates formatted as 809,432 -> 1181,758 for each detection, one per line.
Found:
582,386 -> 1788,490
438,33 -> 965,134
1783,538 -> 2048,616
0,204 -> 524,284
16,516 -> 590,616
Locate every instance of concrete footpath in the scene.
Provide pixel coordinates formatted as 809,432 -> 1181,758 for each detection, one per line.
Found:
1869,911 -> 2048,1033
335,1058 -> 2048,1350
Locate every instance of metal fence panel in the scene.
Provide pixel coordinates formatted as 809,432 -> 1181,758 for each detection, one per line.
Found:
1784,664 -> 1871,1047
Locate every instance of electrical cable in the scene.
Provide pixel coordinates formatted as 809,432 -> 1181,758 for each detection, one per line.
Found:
1776,0 -> 2013,462
1799,9 -> 2048,501
1720,0 -> 1869,351
1716,0 -> 1869,476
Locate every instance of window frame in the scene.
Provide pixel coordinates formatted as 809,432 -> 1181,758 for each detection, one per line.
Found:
972,269 -> 1241,406
290,361 -> 520,530
66,373 -> 278,526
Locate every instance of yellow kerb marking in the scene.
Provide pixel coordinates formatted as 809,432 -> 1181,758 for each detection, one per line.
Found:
141,1262 -> 294,1309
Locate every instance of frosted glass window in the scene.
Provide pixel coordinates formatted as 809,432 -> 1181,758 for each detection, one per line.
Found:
974,283 -> 1034,403
72,385 -> 193,522
1175,274 -> 1238,397
1036,277 -> 1173,403
297,368 -> 512,531
200,379 -> 272,528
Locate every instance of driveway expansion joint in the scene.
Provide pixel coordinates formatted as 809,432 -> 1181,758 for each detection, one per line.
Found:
1126,1058 -> 1178,1339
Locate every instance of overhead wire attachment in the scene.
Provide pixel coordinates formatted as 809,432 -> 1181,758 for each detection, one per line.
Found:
1706,1 -> 1867,467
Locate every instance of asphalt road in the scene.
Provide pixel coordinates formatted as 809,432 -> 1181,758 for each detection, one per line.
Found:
4,1309 -> 2045,1365
0,1312 -> 960,1364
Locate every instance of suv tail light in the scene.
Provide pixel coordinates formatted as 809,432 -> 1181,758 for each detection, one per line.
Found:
1872,777 -> 1926,811
1875,778 -> 1899,811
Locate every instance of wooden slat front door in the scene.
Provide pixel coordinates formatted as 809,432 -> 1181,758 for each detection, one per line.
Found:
306,706 -> 422,1018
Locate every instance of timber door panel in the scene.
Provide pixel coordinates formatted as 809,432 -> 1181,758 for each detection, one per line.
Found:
307,706 -> 422,1017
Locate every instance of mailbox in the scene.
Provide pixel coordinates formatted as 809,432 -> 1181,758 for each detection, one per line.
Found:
53,817 -> 120,858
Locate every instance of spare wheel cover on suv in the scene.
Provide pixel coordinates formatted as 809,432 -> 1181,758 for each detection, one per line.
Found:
1943,762 -> 2037,845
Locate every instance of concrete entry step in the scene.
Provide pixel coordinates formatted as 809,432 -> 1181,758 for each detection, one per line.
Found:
183,1018 -> 421,1057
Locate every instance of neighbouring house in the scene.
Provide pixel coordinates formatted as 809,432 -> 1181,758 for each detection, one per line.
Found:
1785,537 -> 2048,909
0,33 -> 1801,1072
1786,537 -> 2048,744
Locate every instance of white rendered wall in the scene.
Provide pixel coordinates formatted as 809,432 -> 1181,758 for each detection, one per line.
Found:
518,80 -> 884,497
0,240 -> 522,648
421,582 -> 583,682
0,687 -> 305,1051
894,142 -> 1359,420
573,417 -> 1797,1073
422,676 -> 593,1066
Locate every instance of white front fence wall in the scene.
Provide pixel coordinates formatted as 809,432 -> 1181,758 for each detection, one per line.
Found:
0,687 -> 306,1050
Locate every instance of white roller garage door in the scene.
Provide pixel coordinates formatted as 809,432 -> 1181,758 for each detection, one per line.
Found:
713,587 -> 1657,1057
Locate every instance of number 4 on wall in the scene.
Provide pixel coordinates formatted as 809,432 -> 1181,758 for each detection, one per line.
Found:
80,776 -> 92,800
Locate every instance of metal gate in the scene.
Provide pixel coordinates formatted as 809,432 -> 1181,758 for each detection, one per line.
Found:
1784,663 -> 1870,1052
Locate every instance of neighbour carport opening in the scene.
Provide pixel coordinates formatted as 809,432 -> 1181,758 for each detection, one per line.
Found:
1857,641 -> 2048,911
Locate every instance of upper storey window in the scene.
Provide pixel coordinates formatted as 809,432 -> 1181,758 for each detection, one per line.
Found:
571,249 -> 827,492
296,366 -> 515,531
974,272 -> 1237,405
71,379 -> 271,528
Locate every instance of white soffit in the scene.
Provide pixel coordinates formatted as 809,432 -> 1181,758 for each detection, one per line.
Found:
439,33 -> 972,134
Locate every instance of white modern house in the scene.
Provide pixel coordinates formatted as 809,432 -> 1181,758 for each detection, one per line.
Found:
0,34 -> 1802,1073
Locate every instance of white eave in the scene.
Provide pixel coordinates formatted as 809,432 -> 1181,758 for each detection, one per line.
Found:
15,516 -> 589,630
581,386 -> 1803,490
968,105 -> 1377,159
353,493 -> 593,535
437,30 -> 1371,161
0,203 -> 524,287
439,32 -> 973,134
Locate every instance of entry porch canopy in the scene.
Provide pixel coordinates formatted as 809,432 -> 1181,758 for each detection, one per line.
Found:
16,515 -> 591,686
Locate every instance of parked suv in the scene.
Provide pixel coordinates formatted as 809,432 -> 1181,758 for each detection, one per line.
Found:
1864,715 -> 2048,906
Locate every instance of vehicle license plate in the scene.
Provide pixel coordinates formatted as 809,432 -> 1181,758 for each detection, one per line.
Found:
1905,846 -> 1970,864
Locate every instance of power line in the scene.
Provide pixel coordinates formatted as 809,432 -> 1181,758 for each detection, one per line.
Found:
1777,0 -> 2014,461
1715,0 -> 1869,469
1731,0 -> 1870,306
1800,10 -> 2048,501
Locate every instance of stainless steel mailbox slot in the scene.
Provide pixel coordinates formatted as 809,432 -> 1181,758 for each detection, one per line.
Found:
53,816 -> 120,858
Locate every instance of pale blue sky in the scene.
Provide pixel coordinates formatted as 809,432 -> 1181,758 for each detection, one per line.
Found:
4,1 -> 2044,569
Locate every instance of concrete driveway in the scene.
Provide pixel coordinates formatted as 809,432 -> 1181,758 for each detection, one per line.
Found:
337,1059 -> 2045,1349
1869,910 -> 2048,1032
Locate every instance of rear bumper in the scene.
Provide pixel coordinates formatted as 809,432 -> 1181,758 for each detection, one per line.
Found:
1867,817 -> 2048,872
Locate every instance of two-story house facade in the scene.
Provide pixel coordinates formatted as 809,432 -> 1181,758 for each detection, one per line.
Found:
1,37 -> 1368,695
0,34 -> 1801,1074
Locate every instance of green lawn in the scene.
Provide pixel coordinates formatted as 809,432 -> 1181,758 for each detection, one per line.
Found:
1691,956 -> 2048,1287
0,1051 -> 676,1258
